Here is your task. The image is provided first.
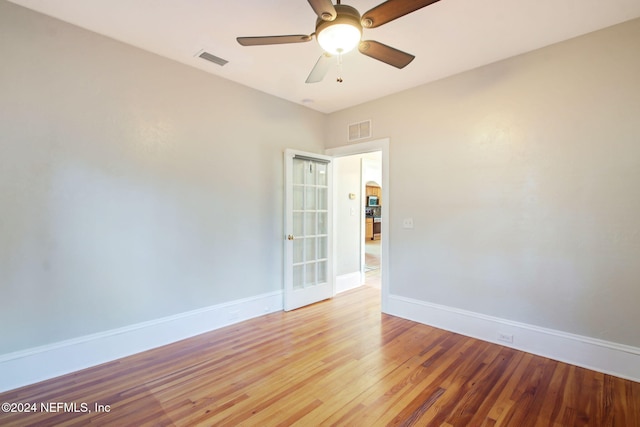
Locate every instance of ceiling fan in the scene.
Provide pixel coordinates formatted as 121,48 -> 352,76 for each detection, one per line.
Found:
237,0 -> 441,83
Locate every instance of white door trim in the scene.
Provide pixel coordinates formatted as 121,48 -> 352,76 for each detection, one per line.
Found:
326,138 -> 390,312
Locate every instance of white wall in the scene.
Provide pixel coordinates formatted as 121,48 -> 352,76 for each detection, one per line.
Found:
362,152 -> 382,189
334,156 -> 362,277
326,17 -> 640,353
0,2 -> 326,355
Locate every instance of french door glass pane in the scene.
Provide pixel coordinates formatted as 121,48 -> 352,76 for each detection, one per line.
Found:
318,237 -> 327,259
291,157 -> 329,289
293,212 -> 303,236
307,162 -> 317,185
305,263 -> 316,286
318,212 -> 327,235
317,261 -> 327,283
293,160 -> 306,185
305,187 -> 317,210
305,237 -> 316,261
293,240 -> 304,264
318,187 -> 327,210
304,212 -> 316,236
293,186 -> 304,210
316,163 -> 327,185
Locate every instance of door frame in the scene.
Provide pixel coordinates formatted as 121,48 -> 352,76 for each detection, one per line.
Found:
326,138 -> 390,313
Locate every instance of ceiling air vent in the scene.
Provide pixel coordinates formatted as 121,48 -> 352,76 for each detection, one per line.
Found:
348,120 -> 371,142
197,50 -> 228,66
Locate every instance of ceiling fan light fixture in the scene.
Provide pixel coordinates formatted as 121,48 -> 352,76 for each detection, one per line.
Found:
317,23 -> 361,54
315,5 -> 362,55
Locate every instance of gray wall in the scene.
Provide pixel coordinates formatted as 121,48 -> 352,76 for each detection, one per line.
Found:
3,0 -> 639,360
326,18 -> 640,347
0,2 -> 326,354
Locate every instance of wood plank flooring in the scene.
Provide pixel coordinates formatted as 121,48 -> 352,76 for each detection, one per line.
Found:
1,285 -> 638,426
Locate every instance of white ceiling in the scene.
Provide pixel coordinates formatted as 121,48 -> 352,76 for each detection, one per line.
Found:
9,0 -> 640,113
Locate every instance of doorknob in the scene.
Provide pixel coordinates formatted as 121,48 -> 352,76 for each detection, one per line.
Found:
287,235 -> 295,240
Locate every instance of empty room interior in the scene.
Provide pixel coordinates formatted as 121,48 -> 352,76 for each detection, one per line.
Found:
1,0 -> 639,425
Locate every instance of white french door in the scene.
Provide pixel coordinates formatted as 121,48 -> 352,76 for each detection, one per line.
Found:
284,149 -> 333,311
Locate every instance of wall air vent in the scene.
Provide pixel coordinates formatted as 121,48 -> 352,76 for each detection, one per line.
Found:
197,50 -> 228,66
348,120 -> 372,142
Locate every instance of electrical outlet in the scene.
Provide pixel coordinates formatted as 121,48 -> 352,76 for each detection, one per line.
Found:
402,218 -> 414,229
497,333 -> 514,343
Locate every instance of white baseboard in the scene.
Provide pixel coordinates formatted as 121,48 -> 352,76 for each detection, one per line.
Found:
336,271 -> 363,294
0,291 -> 283,393
386,294 -> 640,382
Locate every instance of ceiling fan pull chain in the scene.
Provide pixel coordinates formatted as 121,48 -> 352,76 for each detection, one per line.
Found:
336,51 -> 344,83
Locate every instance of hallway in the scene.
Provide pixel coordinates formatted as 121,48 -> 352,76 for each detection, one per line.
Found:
365,239 -> 380,289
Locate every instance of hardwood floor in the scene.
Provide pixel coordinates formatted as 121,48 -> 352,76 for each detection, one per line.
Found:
1,286 -> 638,426
365,239 -> 381,289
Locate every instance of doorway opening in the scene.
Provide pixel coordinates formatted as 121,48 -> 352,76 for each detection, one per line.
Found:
363,160 -> 382,290
326,138 -> 389,312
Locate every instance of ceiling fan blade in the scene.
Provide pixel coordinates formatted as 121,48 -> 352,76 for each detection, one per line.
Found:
358,40 -> 415,69
306,53 -> 333,83
237,35 -> 312,46
361,0 -> 440,29
307,0 -> 337,21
